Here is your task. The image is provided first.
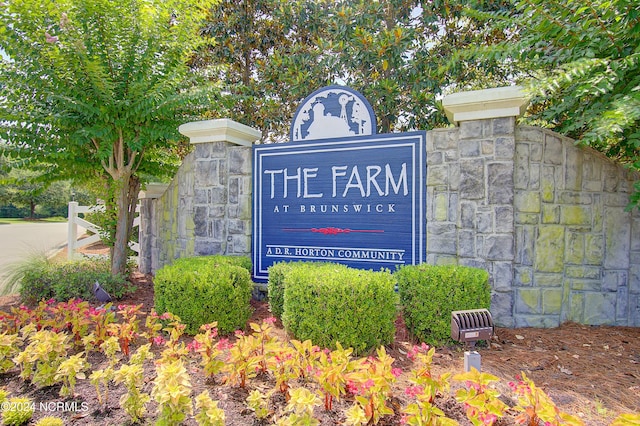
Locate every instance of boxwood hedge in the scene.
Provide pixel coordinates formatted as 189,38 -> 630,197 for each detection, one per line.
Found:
154,255 -> 253,335
281,262 -> 397,355
396,264 -> 490,345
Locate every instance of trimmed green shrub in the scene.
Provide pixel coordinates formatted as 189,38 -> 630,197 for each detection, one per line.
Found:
154,256 -> 253,335
267,261 -> 310,319
281,262 -> 397,355
166,255 -> 252,274
34,417 -> 64,426
396,264 -> 491,346
2,397 -> 34,426
18,257 -> 133,304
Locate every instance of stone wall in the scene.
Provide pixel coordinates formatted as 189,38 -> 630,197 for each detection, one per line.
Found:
138,119 -> 258,274
422,115 -> 639,327
426,118 -> 519,327
138,156 -> 196,273
139,88 -> 640,328
512,126 -> 640,327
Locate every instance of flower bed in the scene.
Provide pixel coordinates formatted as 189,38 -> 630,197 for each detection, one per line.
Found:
0,298 -> 638,425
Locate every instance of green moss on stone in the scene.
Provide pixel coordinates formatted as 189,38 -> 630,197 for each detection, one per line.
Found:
534,273 -> 562,287
542,205 -> 559,224
519,270 -> 532,285
541,179 -> 554,203
585,234 -> 604,264
564,232 -> 584,264
435,193 -> 448,221
517,288 -> 540,313
516,213 -> 540,225
565,265 -> 600,279
568,292 -> 584,322
534,225 -> 565,272
542,289 -> 563,314
560,205 -> 590,226
516,191 -> 541,213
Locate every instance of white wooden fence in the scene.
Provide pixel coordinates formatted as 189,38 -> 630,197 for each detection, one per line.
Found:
67,202 -> 140,259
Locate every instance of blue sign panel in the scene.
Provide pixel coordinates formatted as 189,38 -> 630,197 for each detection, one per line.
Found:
252,132 -> 426,281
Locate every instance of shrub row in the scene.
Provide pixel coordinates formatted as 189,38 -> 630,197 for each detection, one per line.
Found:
154,255 -> 253,335
153,255 -> 490,349
19,257 -> 133,304
269,261 -> 491,349
280,262 -> 397,355
396,264 -> 491,345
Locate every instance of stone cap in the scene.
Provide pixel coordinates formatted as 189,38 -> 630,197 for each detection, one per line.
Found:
139,183 -> 169,199
442,86 -> 529,124
178,118 -> 262,146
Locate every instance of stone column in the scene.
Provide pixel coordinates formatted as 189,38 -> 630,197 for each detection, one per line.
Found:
178,119 -> 261,259
442,86 -> 528,327
138,183 -> 169,274
138,119 -> 261,273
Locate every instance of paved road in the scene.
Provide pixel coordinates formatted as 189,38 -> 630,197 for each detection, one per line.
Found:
0,221 -> 68,295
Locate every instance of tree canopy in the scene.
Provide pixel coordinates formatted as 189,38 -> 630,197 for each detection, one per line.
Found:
199,0 -> 516,140
470,0 -> 640,206
0,162 -> 65,219
197,0 -> 337,141
3,0 -> 637,276
0,0 -> 219,273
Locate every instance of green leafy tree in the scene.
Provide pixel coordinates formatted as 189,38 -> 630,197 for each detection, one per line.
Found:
0,0 -> 219,273
327,0 -> 516,133
0,165 -> 74,219
0,168 -> 50,219
198,0 -> 336,141
469,0 -> 640,207
200,0 -> 515,140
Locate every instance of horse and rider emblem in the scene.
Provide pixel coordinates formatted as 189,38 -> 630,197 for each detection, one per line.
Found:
290,86 -> 377,142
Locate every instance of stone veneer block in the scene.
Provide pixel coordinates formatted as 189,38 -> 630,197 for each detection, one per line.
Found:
515,191 -> 541,213
534,225 -> 565,272
516,288 -> 541,313
542,289 -> 563,314
583,293 -> 617,325
603,207 -> 631,269
515,226 -> 534,265
488,163 -> 514,204
543,134 -> 563,165
492,262 -> 513,291
459,121 -> 483,139
490,292 -> 514,327
458,159 -> 485,199
484,235 -> 515,261
432,129 -> 458,150
632,222 -> 640,252
495,136 -> 515,159
492,118 -> 515,136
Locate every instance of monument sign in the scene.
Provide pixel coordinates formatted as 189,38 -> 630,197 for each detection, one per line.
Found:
252,86 -> 426,281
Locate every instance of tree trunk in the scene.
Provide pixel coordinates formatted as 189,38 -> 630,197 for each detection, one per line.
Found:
110,173 -> 140,276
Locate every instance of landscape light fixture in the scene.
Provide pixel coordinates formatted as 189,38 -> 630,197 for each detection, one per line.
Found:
93,281 -> 112,303
451,308 -> 494,372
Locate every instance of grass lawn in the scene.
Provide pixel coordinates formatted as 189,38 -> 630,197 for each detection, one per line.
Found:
0,217 -> 67,225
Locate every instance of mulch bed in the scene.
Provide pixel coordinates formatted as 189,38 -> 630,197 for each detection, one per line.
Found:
0,252 -> 638,424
